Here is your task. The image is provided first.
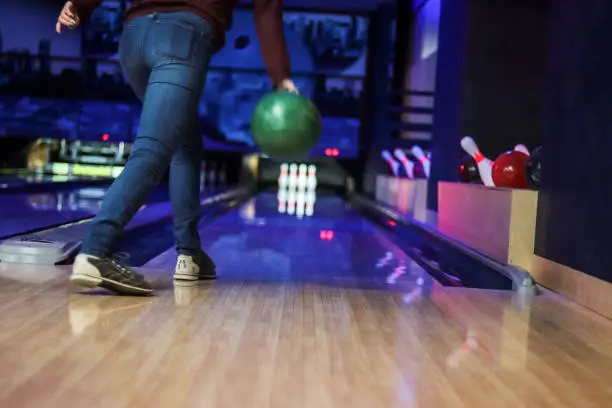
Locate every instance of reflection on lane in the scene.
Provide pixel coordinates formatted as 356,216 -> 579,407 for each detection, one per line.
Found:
176,190 -> 435,295
25,187 -> 107,213
0,187 -> 108,238
0,185 -> 173,239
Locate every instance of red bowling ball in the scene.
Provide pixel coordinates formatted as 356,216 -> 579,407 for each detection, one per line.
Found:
492,150 -> 529,188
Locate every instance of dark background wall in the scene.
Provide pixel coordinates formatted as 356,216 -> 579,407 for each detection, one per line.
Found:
0,0 -> 82,68
535,0 -> 612,284
428,0 -> 551,210
360,3 -> 395,194
0,0 -> 368,157
462,0 -> 550,156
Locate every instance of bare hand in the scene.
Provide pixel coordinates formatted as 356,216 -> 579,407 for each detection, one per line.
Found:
56,1 -> 80,34
278,79 -> 298,93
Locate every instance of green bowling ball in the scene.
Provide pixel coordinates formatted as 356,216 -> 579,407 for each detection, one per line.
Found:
251,91 -> 322,159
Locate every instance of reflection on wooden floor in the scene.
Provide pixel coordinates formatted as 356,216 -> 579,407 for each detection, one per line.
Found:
1,263 -> 611,408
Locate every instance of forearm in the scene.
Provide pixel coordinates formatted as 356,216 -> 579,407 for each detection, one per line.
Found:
253,0 -> 291,87
71,0 -> 104,23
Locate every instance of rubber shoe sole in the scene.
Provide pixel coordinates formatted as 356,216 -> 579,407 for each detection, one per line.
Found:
71,273 -> 153,296
71,254 -> 153,296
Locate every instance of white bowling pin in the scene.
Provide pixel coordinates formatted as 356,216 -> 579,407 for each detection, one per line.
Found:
305,190 -> 315,216
288,163 -> 298,190
393,148 -> 415,179
514,144 -> 529,156
277,186 -> 287,213
278,163 -> 289,189
307,164 -> 317,190
298,163 -> 308,189
287,185 -> 296,215
411,145 -> 431,178
460,136 -> 494,187
381,150 -> 400,177
296,190 -> 305,218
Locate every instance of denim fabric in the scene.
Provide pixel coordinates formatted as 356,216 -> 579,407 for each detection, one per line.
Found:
82,12 -> 214,257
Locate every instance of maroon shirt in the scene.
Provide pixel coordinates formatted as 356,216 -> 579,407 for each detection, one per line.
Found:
72,0 -> 290,86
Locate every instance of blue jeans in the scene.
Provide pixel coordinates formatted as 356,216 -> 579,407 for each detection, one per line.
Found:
82,12 -> 214,257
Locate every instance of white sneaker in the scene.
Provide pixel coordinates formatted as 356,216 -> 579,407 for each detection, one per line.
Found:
173,253 -> 216,281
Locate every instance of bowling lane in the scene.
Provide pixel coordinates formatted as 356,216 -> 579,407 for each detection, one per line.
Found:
2,195 -> 612,406
0,187 -> 106,239
0,185 -> 170,239
146,191 -> 435,291
0,173 -> 111,193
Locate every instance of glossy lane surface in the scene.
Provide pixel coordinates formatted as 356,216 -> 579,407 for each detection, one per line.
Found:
0,174 -> 83,188
0,192 -> 610,407
0,187 -> 107,238
0,185 -> 176,239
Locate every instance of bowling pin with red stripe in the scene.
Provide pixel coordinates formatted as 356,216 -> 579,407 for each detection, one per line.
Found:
514,144 -> 529,156
411,145 -> 430,178
460,136 -> 494,187
381,150 -> 400,177
393,148 -> 415,179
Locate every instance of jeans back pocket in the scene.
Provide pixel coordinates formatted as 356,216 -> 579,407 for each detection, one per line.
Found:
152,20 -> 199,63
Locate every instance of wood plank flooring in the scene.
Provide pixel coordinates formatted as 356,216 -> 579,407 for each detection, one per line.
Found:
0,263 -> 611,408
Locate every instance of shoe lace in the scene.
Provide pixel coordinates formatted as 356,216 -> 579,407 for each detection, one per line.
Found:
109,252 -> 133,277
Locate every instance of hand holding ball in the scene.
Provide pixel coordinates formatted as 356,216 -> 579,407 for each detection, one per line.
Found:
251,90 -> 322,159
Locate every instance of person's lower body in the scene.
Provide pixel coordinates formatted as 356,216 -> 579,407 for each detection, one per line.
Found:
168,114 -> 217,282
71,12 -> 217,295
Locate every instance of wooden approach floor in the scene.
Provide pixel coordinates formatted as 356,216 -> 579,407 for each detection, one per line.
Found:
0,263 -> 611,408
